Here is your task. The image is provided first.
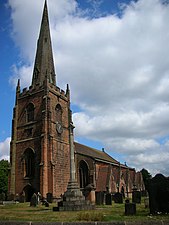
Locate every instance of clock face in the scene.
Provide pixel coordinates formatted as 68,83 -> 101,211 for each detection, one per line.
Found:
56,122 -> 63,134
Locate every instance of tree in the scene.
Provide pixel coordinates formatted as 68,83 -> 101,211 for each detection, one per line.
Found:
141,168 -> 152,190
0,160 -> 9,195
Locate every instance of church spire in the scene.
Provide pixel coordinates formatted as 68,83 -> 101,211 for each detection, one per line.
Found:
32,0 -> 56,86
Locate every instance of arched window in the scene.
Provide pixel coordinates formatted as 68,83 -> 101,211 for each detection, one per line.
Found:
24,148 -> 35,178
26,103 -> 34,122
79,160 -> 89,188
55,104 -> 62,122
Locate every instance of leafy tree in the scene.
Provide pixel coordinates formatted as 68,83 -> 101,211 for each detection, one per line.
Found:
141,168 -> 152,190
0,160 -> 10,195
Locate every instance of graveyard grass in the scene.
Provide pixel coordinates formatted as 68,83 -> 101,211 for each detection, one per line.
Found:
0,200 -> 169,222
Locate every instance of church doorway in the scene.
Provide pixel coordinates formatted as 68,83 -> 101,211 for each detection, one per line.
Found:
23,185 -> 35,202
79,160 -> 89,189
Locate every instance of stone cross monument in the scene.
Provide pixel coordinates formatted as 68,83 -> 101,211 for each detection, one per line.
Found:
58,120 -> 94,211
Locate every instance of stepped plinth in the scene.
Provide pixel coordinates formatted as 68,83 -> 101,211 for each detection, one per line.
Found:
59,180 -> 94,211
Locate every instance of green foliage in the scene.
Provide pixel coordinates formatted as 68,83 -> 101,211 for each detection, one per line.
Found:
0,160 -> 10,195
141,168 -> 152,190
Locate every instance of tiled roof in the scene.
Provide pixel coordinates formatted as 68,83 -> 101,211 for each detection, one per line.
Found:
74,142 -> 119,165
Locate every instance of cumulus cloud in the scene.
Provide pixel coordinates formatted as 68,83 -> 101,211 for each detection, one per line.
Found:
7,0 -> 169,175
9,64 -> 33,88
0,137 -> 11,161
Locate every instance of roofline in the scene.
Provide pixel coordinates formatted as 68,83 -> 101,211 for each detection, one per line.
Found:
75,151 -> 120,166
74,142 -> 136,171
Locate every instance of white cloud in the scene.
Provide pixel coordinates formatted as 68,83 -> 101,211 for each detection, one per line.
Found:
7,0 -> 169,175
0,137 -> 11,161
9,64 -> 33,88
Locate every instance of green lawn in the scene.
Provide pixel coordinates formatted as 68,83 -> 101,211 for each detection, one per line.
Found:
0,201 -> 169,222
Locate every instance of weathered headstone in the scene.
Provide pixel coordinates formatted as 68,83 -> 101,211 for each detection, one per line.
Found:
125,202 -> 136,215
30,193 -> 37,207
148,174 -> 169,214
37,192 -> 41,204
132,190 -> 141,204
105,193 -> 112,205
114,192 -> 123,204
95,192 -> 105,205
46,192 -> 53,203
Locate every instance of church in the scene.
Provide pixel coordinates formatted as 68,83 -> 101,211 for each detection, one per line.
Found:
8,1 -> 144,202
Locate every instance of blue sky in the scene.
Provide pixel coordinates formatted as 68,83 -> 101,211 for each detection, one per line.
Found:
1,0 -> 169,176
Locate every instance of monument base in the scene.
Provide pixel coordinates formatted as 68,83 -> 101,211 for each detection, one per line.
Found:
58,181 -> 95,211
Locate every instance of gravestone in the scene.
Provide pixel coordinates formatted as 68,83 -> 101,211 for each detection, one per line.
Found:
30,193 -> 37,207
125,202 -> 136,215
95,192 -> 105,205
37,192 -> 41,204
132,190 -> 141,204
105,193 -> 112,205
114,192 -> 123,203
46,192 -> 53,203
147,174 -> 169,214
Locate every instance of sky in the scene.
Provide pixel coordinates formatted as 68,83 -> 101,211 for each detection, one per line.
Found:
1,0 -> 169,176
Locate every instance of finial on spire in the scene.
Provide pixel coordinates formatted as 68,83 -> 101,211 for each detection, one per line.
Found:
16,79 -> 20,93
66,84 -> 70,98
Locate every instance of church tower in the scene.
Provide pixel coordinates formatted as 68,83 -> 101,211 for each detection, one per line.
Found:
9,1 -> 71,201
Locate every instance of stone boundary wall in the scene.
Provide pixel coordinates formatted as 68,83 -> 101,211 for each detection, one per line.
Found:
0,221 -> 169,225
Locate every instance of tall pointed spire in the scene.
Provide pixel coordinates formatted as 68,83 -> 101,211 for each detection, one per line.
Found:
32,0 -> 56,86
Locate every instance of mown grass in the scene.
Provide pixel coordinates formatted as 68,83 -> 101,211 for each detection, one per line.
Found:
0,200 -> 169,222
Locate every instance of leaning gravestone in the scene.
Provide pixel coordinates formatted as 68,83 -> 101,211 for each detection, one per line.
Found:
30,193 -> 37,207
147,174 -> 169,214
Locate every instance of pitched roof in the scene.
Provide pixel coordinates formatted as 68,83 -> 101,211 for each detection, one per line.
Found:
74,142 -> 119,165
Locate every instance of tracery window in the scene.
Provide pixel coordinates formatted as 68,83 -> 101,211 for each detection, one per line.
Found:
26,103 -> 35,122
24,148 -> 35,178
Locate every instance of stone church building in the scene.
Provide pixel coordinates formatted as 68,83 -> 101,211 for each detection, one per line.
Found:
8,1 -> 144,202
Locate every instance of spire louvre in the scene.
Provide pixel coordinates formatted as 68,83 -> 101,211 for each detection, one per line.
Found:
32,0 -> 56,86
